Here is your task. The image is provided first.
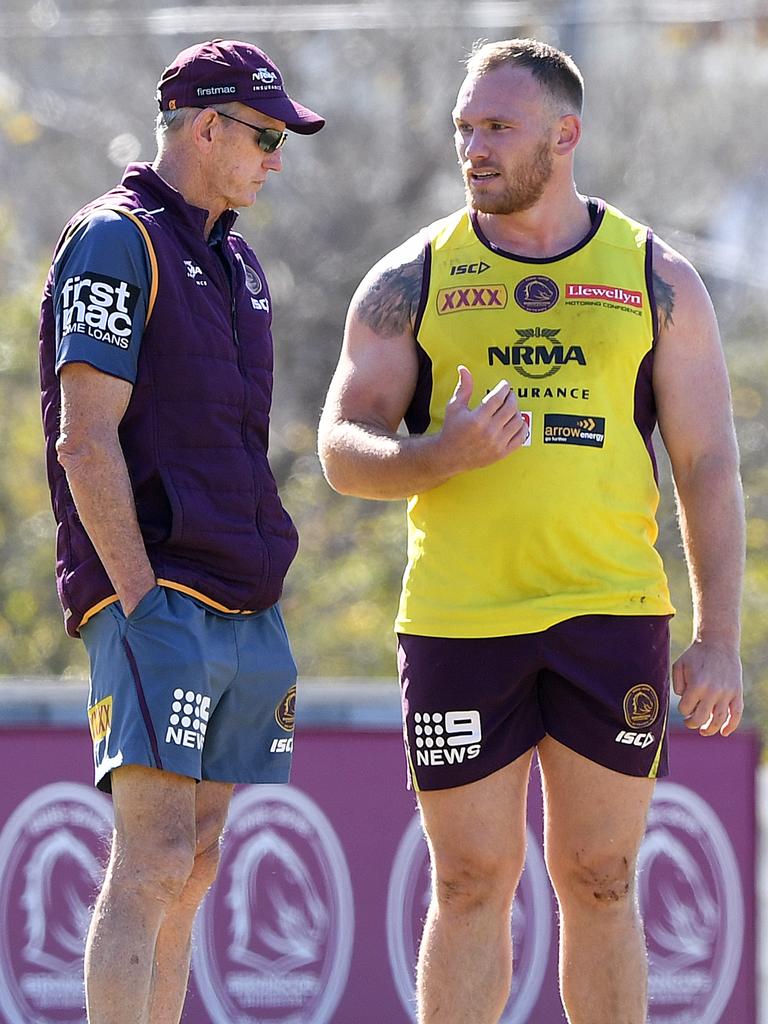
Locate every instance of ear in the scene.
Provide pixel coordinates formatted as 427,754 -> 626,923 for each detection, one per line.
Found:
191,108 -> 220,147
554,113 -> 581,156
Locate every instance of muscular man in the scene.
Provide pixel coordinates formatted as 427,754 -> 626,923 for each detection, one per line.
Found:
318,38 -> 743,1024
39,39 -> 323,1024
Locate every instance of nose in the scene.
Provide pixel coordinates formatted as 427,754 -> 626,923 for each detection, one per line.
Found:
264,148 -> 283,172
464,128 -> 489,161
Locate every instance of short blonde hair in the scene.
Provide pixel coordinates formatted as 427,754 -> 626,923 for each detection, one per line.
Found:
466,38 -> 584,115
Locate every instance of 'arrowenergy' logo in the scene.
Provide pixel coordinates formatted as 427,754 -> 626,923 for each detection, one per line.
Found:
543,414 -> 605,447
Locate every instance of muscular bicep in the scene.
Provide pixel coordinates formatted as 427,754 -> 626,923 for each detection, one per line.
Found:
58,362 -> 133,454
652,241 -> 738,475
322,238 -> 426,435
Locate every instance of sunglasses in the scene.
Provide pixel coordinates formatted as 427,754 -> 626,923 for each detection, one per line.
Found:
214,110 -> 288,153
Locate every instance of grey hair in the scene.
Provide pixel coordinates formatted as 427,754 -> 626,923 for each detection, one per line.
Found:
154,102 -> 242,148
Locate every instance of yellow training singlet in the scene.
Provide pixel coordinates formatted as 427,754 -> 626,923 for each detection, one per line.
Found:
395,200 -> 674,638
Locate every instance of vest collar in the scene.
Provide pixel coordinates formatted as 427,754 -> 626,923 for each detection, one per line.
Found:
120,162 -> 239,240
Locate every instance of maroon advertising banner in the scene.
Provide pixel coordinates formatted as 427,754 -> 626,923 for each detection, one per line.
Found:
0,725 -> 757,1024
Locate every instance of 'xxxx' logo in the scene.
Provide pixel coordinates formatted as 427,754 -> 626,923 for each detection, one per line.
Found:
88,696 -> 112,743
577,418 -> 596,431
437,285 -> 508,315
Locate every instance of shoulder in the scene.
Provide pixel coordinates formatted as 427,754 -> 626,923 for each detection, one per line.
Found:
57,207 -> 147,269
350,231 -> 429,337
650,233 -> 712,334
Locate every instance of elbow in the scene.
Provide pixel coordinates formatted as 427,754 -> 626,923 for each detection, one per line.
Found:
317,442 -> 353,496
55,431 -> 103,478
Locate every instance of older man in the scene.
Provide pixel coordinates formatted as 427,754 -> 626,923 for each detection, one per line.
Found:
39,39 -> 323,1024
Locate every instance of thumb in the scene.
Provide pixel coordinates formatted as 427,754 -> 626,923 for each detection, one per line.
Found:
452,365 -> 473,406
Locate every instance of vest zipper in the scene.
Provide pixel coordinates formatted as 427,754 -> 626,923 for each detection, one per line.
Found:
221,248 -> 270,575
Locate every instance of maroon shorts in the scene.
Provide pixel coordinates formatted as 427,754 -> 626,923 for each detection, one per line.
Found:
397,615 -> 671,792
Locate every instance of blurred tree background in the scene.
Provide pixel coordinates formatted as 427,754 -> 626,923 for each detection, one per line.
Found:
0,1 -> 766,725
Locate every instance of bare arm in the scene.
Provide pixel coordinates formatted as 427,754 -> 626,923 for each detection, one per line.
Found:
652,238 -> 744,736
318,236 -> 528,499
57,363 -> 156,616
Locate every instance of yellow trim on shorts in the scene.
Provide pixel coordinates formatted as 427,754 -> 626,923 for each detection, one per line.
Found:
156,579 -> 257,614
404,734 -> 421,793
79,594 -> 120,629
647,706 -> 669,779
78,580 -> 257,632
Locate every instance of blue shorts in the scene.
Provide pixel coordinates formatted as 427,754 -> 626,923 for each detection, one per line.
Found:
80,586 -> 298,792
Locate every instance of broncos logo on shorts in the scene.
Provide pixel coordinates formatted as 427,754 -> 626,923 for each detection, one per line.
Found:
275,685 -> 297,732
623,684 -> 660,729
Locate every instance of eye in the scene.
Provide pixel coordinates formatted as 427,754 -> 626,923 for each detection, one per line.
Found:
454,121 -> 472,135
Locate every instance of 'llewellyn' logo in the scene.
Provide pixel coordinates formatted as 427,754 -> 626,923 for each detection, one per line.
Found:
192,786 -> 354,1024
0,783 -> 113,1024
387,814 -> 552,1023
566,283 -> 643,308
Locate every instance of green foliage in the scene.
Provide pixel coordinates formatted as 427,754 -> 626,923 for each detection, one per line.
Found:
280,448 -> 404,677
0,270 -> 87,677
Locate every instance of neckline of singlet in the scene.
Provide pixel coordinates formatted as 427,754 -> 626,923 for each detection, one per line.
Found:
469,196 -> 606,265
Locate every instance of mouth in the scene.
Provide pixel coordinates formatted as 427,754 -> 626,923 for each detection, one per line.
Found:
467,168 -> 500,184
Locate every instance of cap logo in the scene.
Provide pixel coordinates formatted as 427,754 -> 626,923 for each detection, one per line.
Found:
196,84 -> 237,97
168,99 -> 177,110
253,68 -> 278,86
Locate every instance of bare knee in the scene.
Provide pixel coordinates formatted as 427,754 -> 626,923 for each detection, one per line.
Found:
431,842 -> 524,914
548,848 -> 637,909
183,836 -> 223,903
108,830 -> 196,906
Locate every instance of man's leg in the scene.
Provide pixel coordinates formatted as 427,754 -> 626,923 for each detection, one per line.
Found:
416,751 -> 534,1024
148,779 -> 234,1024
84,765 -> 199,1024
537,736 -> 655,1024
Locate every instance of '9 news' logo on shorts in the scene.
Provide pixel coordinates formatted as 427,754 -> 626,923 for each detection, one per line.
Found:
166,689 -> 210,750
412,710 -> 482,767
60,273 -> 139,350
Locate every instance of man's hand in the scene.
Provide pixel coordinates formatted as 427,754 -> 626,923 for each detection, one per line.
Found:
672,640 -> 743,737
436,365 -> 529,475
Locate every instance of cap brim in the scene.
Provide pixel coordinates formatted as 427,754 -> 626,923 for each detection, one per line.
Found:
243,95 -> 325,134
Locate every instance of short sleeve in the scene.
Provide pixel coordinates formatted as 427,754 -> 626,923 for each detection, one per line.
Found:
53,209 -> 151,384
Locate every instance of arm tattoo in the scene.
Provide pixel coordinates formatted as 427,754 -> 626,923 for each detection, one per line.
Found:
653,270 -> 675,332
355,250 -> 425,336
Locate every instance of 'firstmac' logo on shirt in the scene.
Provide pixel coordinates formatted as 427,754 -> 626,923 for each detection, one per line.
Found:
59,273 -> 139,350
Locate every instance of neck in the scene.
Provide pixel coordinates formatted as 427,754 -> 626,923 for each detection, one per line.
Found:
152,150 -> 224,239
474,182 -> 591,259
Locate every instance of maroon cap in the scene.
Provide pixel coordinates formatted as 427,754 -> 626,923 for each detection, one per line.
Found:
157,39 -> 325,135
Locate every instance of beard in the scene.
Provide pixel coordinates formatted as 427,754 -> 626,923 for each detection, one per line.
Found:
464,138 -> 554,215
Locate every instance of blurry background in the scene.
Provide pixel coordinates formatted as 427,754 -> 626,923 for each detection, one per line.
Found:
0,0 -> 766,720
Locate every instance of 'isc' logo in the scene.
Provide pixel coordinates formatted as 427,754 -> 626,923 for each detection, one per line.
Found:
450,261 -> 491,276
615,730 -> 655,748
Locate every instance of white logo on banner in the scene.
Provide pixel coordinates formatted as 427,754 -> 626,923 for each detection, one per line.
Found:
386,813 -> 551,1023
641,781 -> 744,1024
192,786 -> 354,1024
0,782 -> 113,1024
